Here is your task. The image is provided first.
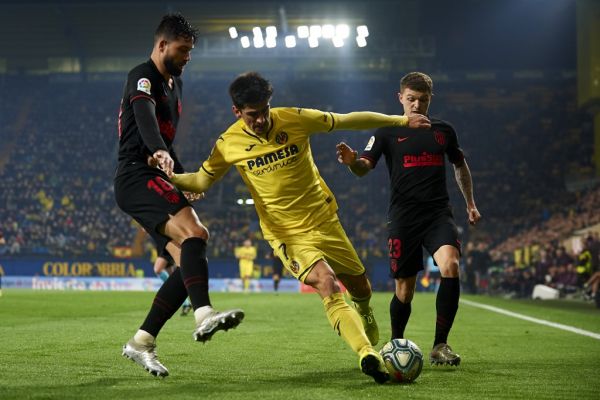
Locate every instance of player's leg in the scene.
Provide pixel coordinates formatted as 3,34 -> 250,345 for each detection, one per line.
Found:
163,207 -> 244,341
320,217 -> 380,346
153,248 -> 191,316
240,264 -> 252,293
387,227 -> 424,342
337,273 -> 379,346
425,212 -> 462,366
154,256 -> 171,283
115,169 -> 193,376
272,273 -> 280,292
391,275 -> 418,339
304,261 -> 389,384
123,243 -> 189,377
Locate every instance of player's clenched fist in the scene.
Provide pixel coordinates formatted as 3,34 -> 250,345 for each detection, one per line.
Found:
407,113 -> 431,129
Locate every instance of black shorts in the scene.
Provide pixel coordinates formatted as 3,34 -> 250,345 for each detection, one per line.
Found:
388,208 -> 461,279
114,163 -> 190,255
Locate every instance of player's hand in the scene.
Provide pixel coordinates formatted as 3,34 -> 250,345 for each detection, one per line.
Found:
336,142 -> 358,165
184,191 -> 205,202
153,150 -> 174,177
467,206 -> 481,225
407,113 -> 431,129
147,155 -> 159,168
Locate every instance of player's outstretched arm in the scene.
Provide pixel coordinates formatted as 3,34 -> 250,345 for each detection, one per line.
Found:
336,142 -> 373,177
170,168 -> 215,194
333,111 -> 431,131
453,160 -> 481,225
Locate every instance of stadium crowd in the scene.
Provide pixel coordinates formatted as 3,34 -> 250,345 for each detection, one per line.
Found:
0,75 -> 597,300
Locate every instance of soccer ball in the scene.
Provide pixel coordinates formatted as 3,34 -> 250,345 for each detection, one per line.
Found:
379,338 -> 424,383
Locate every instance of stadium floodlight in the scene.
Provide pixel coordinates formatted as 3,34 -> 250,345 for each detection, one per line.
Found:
322,24 -> 335,39
266,36 -> 277,48
240,36 -> 250,48
335,24 -> 350,39
332,37 -> 344,48
237,199 -> 244,205
357,25 -> 369,37
229,27 -> 238,39
308,36 -> 319,48
356,35 -> 367,47
253,36 -> 265,48
252,27 -> 263,38
297,25 -> 309,38
309,25 -> 322,38
266,26 -> 278,38
245,199 -> 255,205
285,35 -> 297,48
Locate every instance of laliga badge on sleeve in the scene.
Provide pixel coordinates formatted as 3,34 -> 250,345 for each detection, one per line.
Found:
364,135 -> 375,151
137,78 -> 152,95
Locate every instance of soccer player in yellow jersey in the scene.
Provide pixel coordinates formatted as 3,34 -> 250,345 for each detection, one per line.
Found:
171,72 -> 431,384
235,239 -> 257,292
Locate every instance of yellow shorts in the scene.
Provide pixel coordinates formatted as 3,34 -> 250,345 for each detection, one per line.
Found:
268,216 -> 365,282
239,263 -> 254,278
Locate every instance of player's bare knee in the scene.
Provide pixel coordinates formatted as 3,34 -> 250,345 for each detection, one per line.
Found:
440,259 -> 460,278
181,223 -> 209,241
312,273 -> 340,296
395,289 -> 414,303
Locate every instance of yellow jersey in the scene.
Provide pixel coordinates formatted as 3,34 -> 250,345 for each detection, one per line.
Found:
172,107 -> 408,240
235,245 -> 257,269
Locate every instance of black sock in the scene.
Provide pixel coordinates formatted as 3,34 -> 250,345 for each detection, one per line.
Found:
180,237 -> 211,310
434,277 -> 460,346
140,269 -> 188,337
390,294 -> 412,339
274,278 -> 279,292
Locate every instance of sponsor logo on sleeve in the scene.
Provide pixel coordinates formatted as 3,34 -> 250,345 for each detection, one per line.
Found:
364,135 -> 375,151
137,78 -> 152,95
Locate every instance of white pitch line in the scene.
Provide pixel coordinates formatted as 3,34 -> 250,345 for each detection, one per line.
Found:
460,299 -> 600,340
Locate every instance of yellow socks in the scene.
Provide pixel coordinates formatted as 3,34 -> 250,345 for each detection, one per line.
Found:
323,292 -> 371,353
350,294 -> 372,314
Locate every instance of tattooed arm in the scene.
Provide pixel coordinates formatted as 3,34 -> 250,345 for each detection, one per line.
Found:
453,159 -> 481,225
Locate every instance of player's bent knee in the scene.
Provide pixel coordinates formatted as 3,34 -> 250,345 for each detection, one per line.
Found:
179,223 -> 209,241
440,260 -> 460,277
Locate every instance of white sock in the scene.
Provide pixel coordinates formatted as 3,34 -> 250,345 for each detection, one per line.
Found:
194,305 -> 214,324
133,329 -> 155,345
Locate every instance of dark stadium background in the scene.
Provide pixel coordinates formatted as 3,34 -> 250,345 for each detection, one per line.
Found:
1,0 -> 598,297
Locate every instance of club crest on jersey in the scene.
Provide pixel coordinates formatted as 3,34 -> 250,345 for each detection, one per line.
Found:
275,132 -> 288,144
290,260 -> 300,274
364,135 -> 375,151
137,78 -> 151,95
434,131 -> 446,145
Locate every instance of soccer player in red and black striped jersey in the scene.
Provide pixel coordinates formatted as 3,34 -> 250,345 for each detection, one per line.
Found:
337,72 -> 481,367
114,14 -> 243,377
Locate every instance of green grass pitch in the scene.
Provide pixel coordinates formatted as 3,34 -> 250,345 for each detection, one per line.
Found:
1,290 -> 599,399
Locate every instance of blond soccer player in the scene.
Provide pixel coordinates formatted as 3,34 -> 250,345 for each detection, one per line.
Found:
171,72 -> 430,384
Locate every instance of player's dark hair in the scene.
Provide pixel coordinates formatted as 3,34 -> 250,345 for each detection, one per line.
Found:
155,13 -> 198,44
229,72 -> 274,109
400,72 -> 433,95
